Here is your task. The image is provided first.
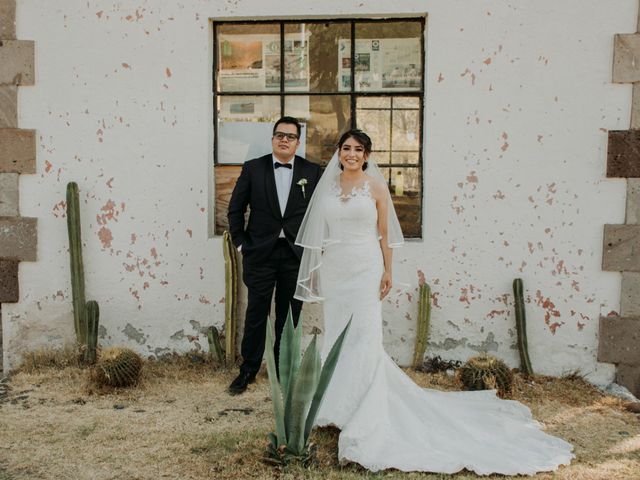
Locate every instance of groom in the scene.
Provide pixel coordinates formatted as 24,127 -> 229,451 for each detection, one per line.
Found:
226,116 -> 322,395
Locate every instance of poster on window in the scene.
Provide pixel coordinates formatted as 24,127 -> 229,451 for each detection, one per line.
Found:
337,38 -> 421,92
219,34 -> 310,92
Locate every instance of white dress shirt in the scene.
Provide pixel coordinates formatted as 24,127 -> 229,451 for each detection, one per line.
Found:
273,155 -> 294,237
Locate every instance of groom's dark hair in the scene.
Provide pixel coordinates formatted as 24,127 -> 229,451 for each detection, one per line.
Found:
273,116 -> 301,138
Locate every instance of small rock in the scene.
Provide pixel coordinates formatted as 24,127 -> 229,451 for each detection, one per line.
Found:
72,398 -> 86,405
604,383 -> 640,403
625,402 -> 640,414
113,404 -> 126,410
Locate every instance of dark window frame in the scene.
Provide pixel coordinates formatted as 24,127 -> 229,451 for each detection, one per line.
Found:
213,17 -> 426,238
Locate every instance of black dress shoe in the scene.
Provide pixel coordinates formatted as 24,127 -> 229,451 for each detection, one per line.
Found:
228,371 -> 256,395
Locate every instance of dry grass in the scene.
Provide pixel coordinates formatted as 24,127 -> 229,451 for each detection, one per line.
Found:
1,358 -> 639,480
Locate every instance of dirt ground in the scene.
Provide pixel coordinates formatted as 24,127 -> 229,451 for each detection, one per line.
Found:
1,358 -> 639,480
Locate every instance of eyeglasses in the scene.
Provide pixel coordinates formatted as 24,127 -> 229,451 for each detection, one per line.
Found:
273,132 -> 299,141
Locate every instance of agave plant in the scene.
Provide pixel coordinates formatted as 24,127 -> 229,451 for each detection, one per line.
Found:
265,310 -> 351,466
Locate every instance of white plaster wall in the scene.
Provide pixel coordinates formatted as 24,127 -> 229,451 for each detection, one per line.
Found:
5,0 -> 636,386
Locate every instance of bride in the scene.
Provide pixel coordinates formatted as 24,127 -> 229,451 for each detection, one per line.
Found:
293,129 -> 574,475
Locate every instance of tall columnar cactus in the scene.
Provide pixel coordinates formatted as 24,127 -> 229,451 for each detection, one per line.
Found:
222,230 -> 239,366
412,283 -> 431,368
265,309 -> 351,465
85,300 -> 100,364
207,326 -> 225,366
513,278 -> 533,375
66,181 -> 100,364
66,182 -> 87,345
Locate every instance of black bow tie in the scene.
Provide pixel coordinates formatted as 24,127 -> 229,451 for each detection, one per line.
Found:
274,162 -> 292,170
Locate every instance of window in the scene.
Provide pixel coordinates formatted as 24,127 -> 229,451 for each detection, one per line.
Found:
213,18 -> 424,237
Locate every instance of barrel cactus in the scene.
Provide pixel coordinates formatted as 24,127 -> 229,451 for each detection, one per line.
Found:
93,347 -> 143,388
458,354 -> 514,398
265,309 -> 351,466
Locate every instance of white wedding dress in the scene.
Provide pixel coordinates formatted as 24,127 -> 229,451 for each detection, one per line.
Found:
313,180 -> 574,475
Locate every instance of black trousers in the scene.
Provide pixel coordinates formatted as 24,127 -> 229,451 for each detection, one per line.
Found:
240,238 -> 303,375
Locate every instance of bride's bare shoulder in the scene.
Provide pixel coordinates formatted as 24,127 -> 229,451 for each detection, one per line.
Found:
365,176 -> 388,200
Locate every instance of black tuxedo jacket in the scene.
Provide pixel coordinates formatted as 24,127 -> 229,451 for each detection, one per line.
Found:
227,154 -> 322,265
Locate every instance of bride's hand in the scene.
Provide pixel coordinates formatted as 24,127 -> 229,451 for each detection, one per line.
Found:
380,271 -> 392,300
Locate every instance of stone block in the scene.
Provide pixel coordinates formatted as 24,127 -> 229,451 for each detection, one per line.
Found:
613,34 -> 640,83
0,128 -> 36,173
633,84 -> 640,130
598,315 -> 640,365
602,224 -> 640,271
621,272 -> 640,317
616,363 -> 640,398
627,178 -> 640,224
0,216 -> 36,261
607,130 -> 640,178
0,0 -> 15,39
0,259 -> 18,302
0,85 -> 17,127
0,40 -> 34,86
0,172 -> 17,216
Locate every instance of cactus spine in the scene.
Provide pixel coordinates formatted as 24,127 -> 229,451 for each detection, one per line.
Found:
222,231 -> 239,366
513,278 -> 533,375
412,283 -> 431,368
66,182 -> 100,363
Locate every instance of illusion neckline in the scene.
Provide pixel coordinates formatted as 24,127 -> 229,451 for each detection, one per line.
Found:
333,179 -> 372,202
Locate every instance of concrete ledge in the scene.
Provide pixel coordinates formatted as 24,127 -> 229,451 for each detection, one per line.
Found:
0,259 -> 18,302
0,128 -> 36,173
616,363 -> 640,398
613,34 -> 640,83
0,40 -> 34,86
598,315 -> 640,365
607,130 -> 640,178
0,216 -> 37,261
602,224 -> 640,271
0,173 -> 18,216
0,85 -> 17,128
0,0 -> 15,40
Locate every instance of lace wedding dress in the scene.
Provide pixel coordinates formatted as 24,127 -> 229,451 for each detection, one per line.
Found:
313,180 -> 574,475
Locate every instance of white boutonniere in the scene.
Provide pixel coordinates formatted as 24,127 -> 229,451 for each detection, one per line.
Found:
297,178 -> 308,198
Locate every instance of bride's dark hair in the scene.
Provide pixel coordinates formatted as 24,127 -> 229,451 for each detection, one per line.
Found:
337,129 -> 372,171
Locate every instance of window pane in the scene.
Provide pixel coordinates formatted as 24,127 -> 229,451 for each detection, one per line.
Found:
391,151 -> 420,165
357,97 -> 390,109
393,97 -> 420,108
391,109 -> 420,151
214,165 -> 242,235
216,23 -> 280,92
217,96 -> 280,164
377,167 -> 421,237
286,95 -> 350,166
356,108 -> 390,151
285,23 -> 351,93
354,21 -> 422,92
390,167 -> 421,238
